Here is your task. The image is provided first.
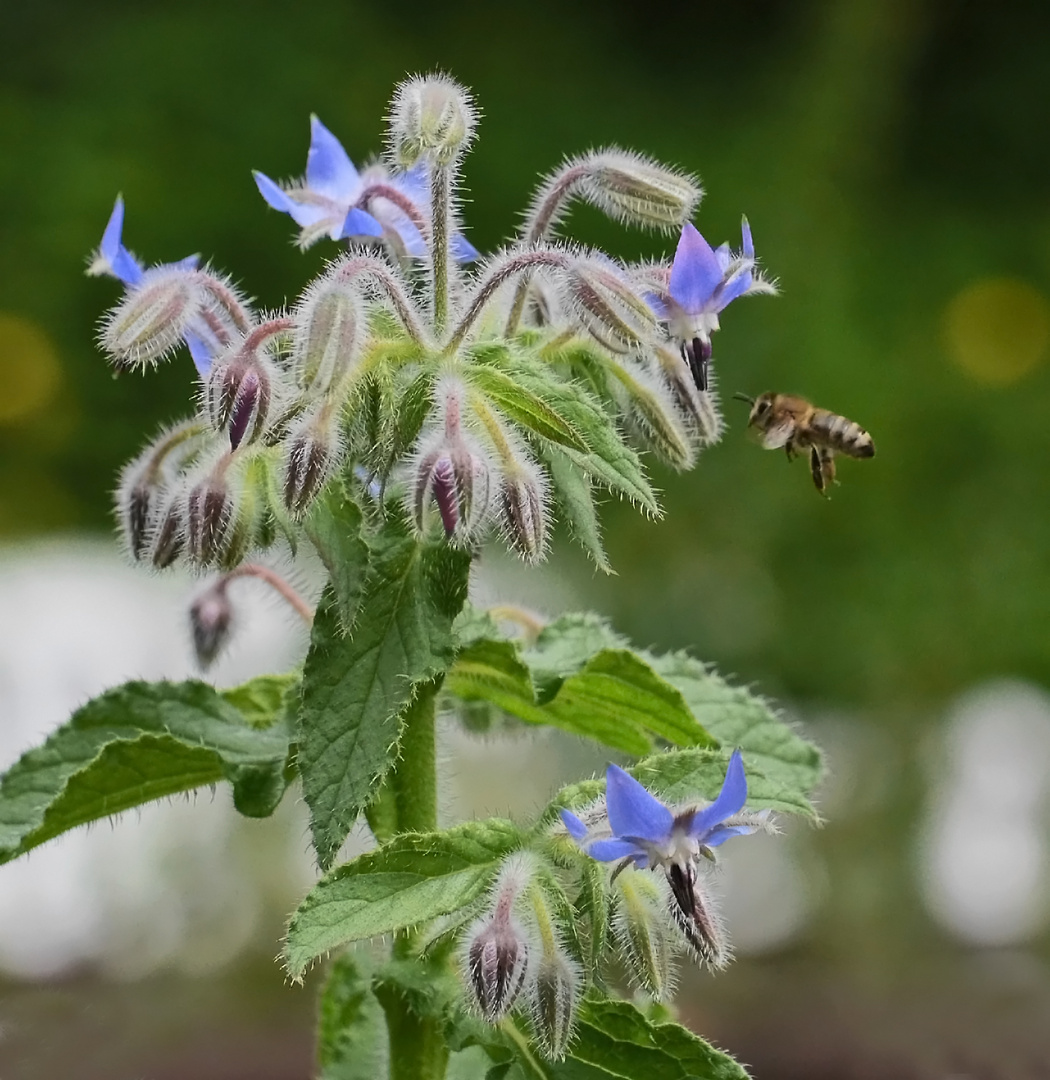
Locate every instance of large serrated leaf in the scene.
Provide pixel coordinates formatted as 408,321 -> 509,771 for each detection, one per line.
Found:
0,678 -> 295,863
318,952 -> 389,1080
551,995 -> 748,1079
647,652 -> 824,797
305,482 -> 370,633
541,446 -> 612,574
284,819 -> 523,977
548,745 -> 817,822
466,365 -> 589,452
299,517 -> 471,870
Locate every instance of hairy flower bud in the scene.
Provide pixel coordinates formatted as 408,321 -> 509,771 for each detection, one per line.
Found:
388,74 -> 477,167
653,345 -> 723,446
614,871 -> 677,1000
151,498 -> 186,569
292,277 -> 361,394
116,420 -> 205,562
463,855 -> 533,1021
499,465 -> 548,562
208,348 -> 274,450
100,266 -> 203,369
666,863 -> 729,970
186,460 -> 236,565
529,950 -> 579,1061
560,258 -> 657,353
283,402 -> 343,515
584,151 -> 701,230
189,580 -> 233,668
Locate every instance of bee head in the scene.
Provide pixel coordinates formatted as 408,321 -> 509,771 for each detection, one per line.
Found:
747,392 -> 776,429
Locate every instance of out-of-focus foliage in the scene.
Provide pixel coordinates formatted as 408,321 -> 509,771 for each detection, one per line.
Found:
1,0 -> 1048,701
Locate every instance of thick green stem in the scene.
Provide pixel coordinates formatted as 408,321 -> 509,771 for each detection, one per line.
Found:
392,678 -> 441,834
375,983 -> 450,1080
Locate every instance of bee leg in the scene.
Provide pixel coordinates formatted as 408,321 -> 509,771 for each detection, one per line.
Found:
784,441 -> 796,463
810,446 -> 835,496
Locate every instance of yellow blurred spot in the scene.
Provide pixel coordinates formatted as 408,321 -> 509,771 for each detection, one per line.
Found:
0,313 -> 63,423
944,278 -> 1050,385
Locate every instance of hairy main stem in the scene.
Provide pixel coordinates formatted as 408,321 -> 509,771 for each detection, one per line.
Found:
430,165 -> 451,334
375,982 -> 449,1080
334,256 -> 427,346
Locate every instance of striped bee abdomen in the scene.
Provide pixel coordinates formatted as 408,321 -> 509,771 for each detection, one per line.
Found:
811,411 -> 875,459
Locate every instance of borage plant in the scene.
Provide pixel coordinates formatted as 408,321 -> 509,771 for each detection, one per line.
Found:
0,75 -> 821,1079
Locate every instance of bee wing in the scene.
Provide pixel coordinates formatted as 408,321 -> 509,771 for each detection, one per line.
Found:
759,418 -> 795,450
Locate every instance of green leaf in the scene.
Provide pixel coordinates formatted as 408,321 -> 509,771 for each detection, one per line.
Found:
647,652 -> 824,798
298,516 -> 471,869
221,672 -> 299,728
446,617 -> 712,756
548,746 -> 817,822
0,679 -> 295,864
284,819 -> 523,977
541,446 -> 612,574
551,995 -> 748,1080
466,365 -> 589,452
305,482 -> 370,632
318,952 -> 389,1080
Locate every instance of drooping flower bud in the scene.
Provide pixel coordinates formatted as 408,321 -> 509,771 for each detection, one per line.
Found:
409,377 -> 492,540
608,357 -> 696,470
584,150 -> 701,231
665,863 -> 729,970
652,345 -> 723,446
498,463 -> 548,563
116,420 -> 206,562
100,266 -> 203,369
189,579 -> 233,668
207,345 -> 275,450
291,276 -> 362,395
283,401 -> 343,515
151,498 -> 186,569
388,74 -> 477,168
525,882 -> 580,1061
560,258 -> 657,353
186,459 -> 235,565
613,870 -> 677,1001
463,854 -> 533,1022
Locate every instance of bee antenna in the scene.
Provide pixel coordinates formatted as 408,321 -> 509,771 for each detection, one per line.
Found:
732,392 -> 755,405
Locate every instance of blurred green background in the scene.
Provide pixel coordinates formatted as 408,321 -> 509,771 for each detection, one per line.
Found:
2,0 -> 1049,1076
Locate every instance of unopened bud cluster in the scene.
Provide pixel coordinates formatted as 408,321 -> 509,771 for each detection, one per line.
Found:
461,854 -> 580,1061
95,72 -> 773,576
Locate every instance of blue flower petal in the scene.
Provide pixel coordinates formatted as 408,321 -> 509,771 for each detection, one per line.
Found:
254,170 -> 295,213
587,838 -> 646,864
560,809 -> 588,841
703,823 -> 758,848
714,242 -> 731,273
452,233 -> 480,263
172,254 -> 200,272
605,764 -> 673,843
100,196 -> 125,264
111,246 -> 144,287
741,216 -> 754,260
340,207 -> 384,239
714,268 -> 753,311
306,115 -> 359,201
668,223 -> 723,314
182,329 -> 213,377
688,750 -> 748,839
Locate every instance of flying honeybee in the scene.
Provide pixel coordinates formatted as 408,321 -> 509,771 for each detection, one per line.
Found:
734,392 -> 875,495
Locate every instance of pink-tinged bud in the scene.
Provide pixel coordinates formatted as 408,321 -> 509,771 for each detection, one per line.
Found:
666,863 -> 729,970
499,467 -> 548,562
529,950 -> 579,1061
292,278 -> 361,394
463,855 -> 534,1022
560,259 -> 657,353
430,457 -> 459,535
208,349 -> 274,450
388,73 -> 477,168
100,267 -> 203,369
187,468 -> 234,566
189,580 -> 233,669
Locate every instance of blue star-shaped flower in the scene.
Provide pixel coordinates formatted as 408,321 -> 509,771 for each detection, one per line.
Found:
561,750 -> 768,925
88,197 -> 229,377
649,219 -> 776,391
254,115 -> 478,261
